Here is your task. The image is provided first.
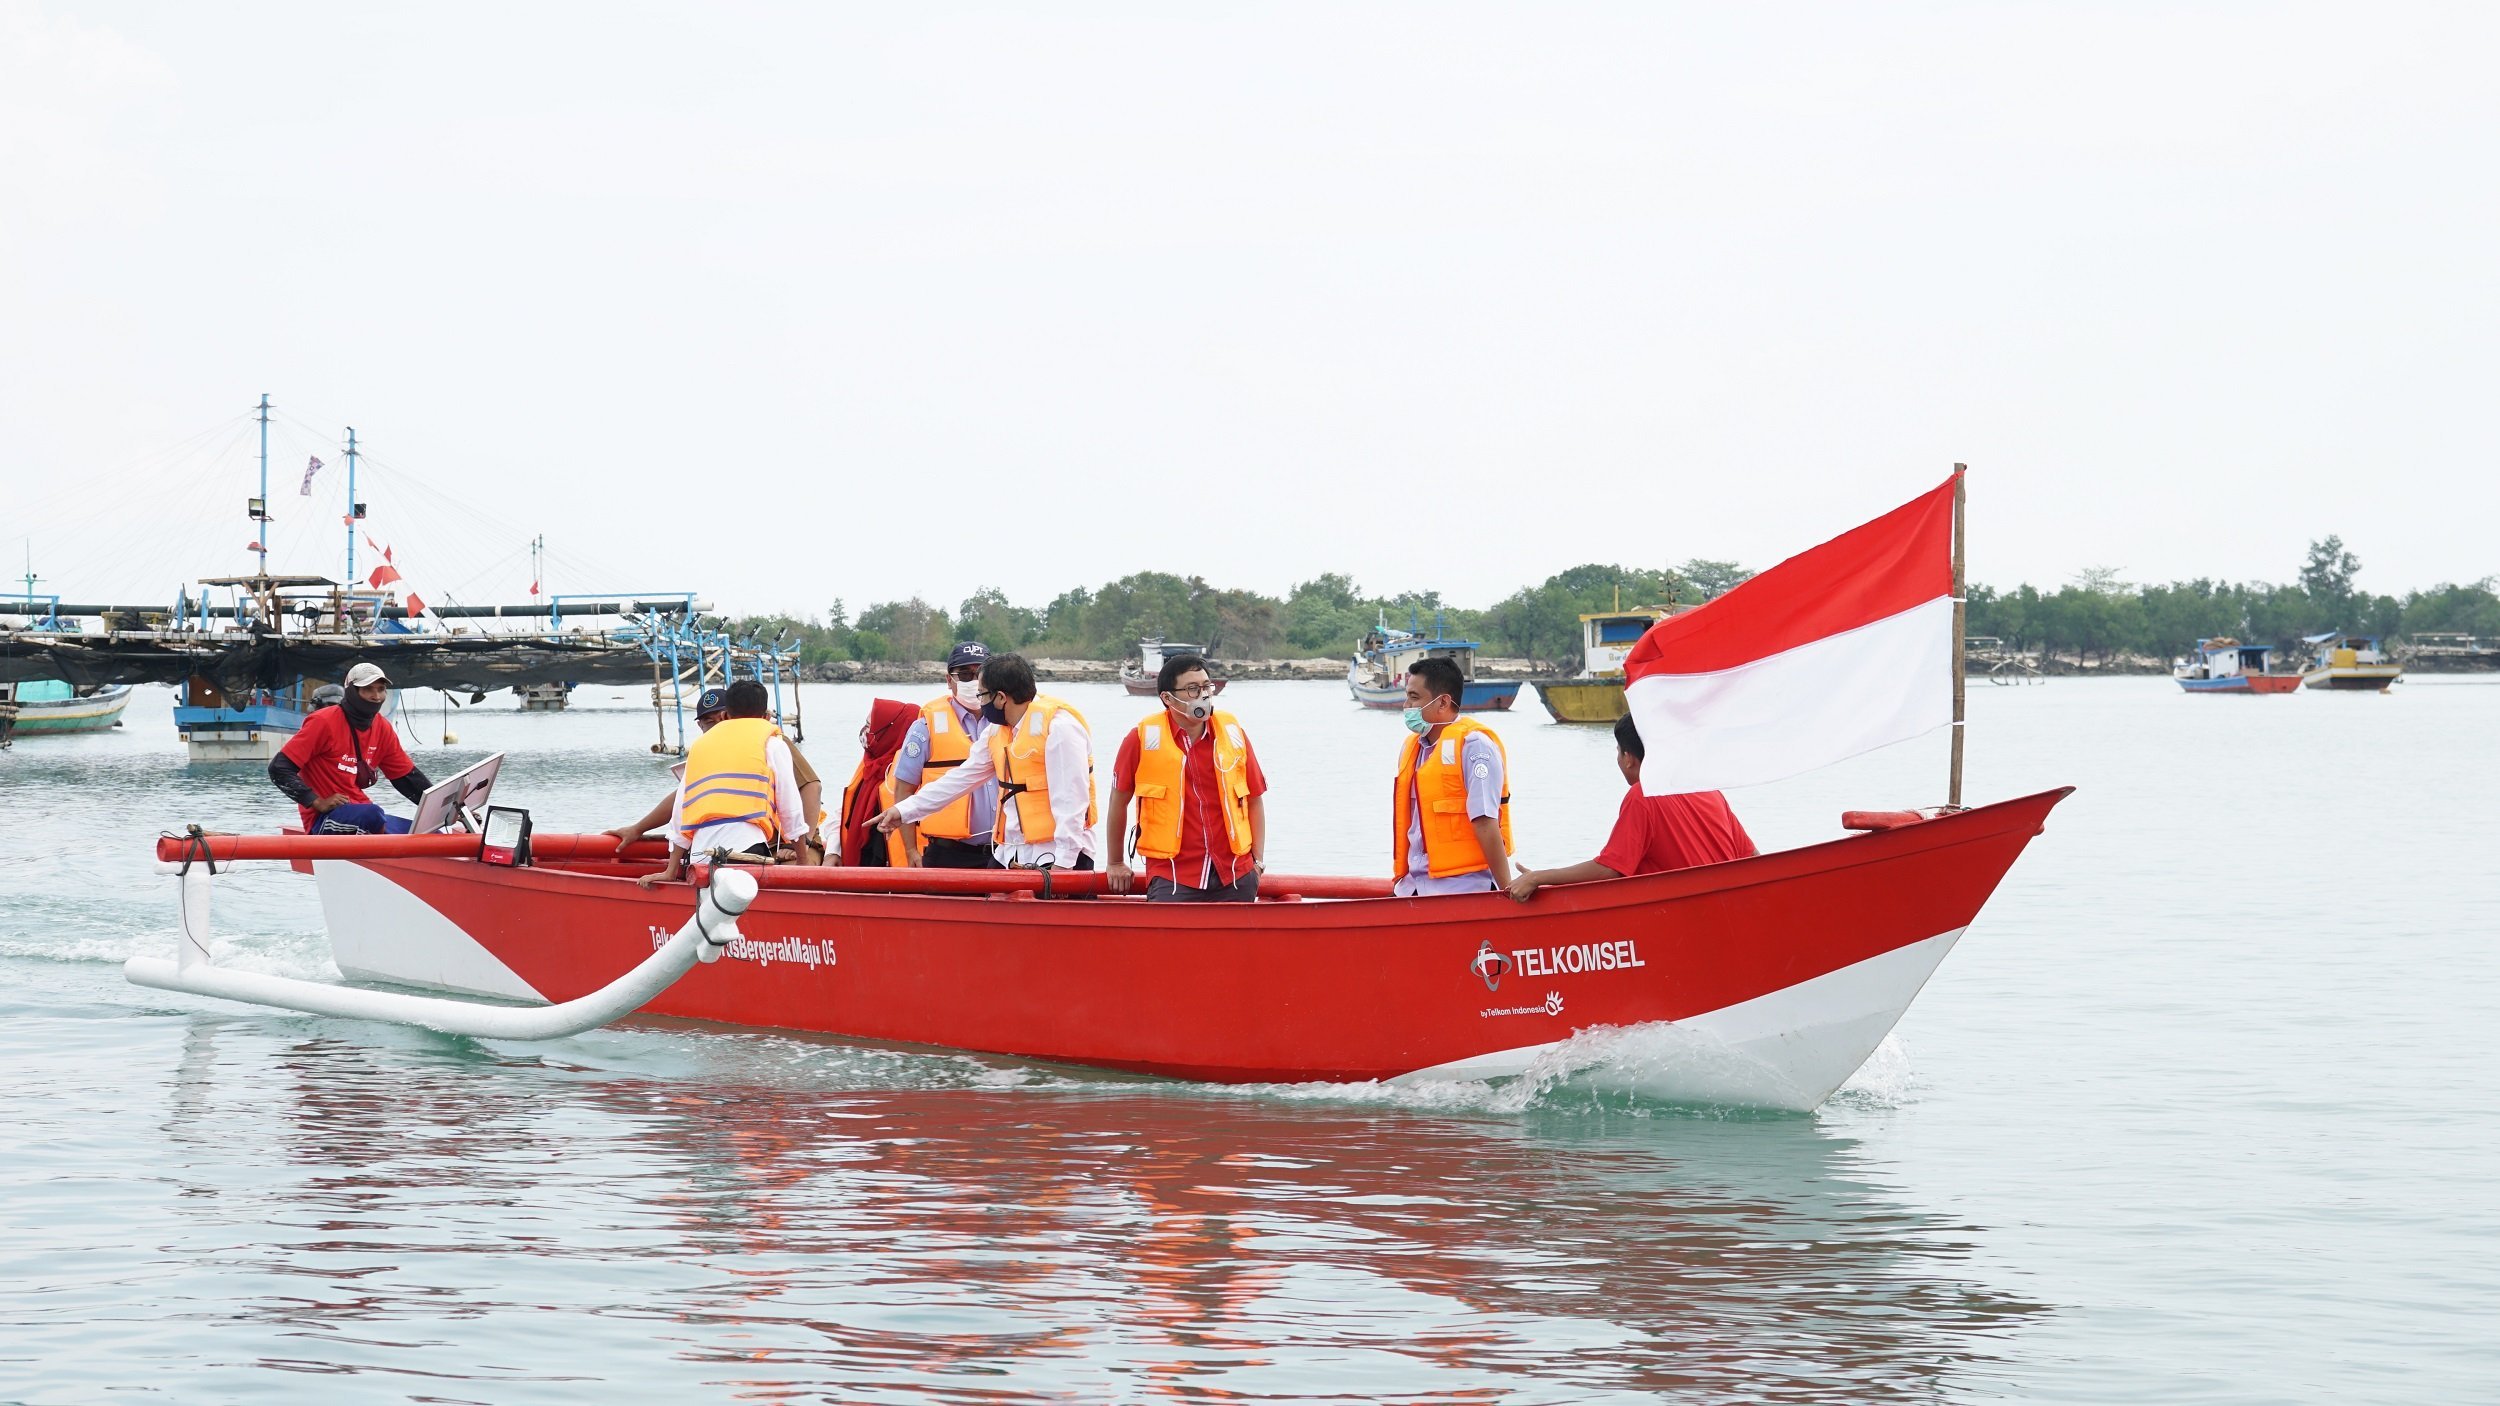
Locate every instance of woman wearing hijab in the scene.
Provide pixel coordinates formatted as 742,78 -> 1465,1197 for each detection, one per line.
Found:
839,698 -> 920,866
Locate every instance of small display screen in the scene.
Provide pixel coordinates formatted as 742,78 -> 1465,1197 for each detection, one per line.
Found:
482,807 -> 526,849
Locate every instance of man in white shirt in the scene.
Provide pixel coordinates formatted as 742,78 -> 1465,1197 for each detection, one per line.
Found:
874,652 -> 1100,870
637,680 -> 812,888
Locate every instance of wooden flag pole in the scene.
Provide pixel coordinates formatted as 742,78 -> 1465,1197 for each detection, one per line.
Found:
1949,463 -> 1968,809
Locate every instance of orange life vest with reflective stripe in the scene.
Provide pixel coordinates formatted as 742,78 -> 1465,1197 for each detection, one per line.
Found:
907,695 -> 980,841
876,773 -> 905,865
680,716 -> 784,846
1129,711 -> 1253,860
1391,717 -> 1512,878
989,697 -> 1097,846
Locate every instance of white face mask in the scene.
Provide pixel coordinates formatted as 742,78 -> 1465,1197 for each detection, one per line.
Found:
953,678 -> 982,706
1168,694 -> 1216,722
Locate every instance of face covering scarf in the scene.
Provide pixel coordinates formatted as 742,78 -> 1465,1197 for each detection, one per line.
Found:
839,697 -> 921,865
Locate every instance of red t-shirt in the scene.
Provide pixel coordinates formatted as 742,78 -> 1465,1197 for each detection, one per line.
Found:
1110,712 -> 1269,887
1595,787 -> 1757,877
276,707 -> 415,830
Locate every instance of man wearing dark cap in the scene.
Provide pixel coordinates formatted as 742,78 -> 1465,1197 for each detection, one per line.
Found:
889,641 -> 1002,868
269,660 -> 433,834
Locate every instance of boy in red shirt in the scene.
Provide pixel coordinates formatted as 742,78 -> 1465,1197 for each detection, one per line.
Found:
268,661 -> 433,834
1507,713 -> 1755,901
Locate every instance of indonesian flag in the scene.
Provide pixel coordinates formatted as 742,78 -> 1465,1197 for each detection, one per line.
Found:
1624,475 -> 1958,795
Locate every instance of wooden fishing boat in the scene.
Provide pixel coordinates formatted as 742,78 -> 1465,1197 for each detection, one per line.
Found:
1348,613 -> 1521,712
1117,637 -> 1227,697
2299,633 -> 2402,691
1537,605 -> 1681,723
145,787 -> 2069,1110
0,680 -> 135,734
2172,638 -> 2302,694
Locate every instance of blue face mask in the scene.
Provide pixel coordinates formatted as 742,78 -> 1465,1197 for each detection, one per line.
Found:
1402,706 -> 1431,735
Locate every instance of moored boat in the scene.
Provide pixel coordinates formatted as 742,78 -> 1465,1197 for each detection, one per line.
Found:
0,680 -> 133,735
142,787 -> 2068,1110
2300,633 -> 2402,691
1118,637 -> 1227,697
1348,613 -> 1520,712
2172,638 -> 2302,694
1537,605 -> 1683,723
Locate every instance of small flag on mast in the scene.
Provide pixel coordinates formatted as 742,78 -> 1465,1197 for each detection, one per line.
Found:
1622,476 -> 1959,795
300,456 -> 323,495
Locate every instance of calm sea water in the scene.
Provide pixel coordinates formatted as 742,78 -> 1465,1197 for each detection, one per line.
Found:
2,677 -> 2493,1403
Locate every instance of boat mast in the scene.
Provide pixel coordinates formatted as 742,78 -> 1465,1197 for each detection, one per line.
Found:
344,427 -> 359,590
255,394 -> 271,577
1949,463 -> 1968,809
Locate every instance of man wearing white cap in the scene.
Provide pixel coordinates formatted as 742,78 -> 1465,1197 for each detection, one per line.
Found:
268,660 -> 432,834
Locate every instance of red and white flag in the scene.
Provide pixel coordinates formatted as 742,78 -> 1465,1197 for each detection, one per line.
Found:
364,534 -> 432,620
1624,475 -> 1958,795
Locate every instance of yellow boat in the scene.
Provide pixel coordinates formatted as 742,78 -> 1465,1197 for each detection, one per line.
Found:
1536,605 -> 1681,723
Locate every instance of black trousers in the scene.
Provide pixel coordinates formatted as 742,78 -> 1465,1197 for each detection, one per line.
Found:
921,836 -> 999,870
1145,872 -> 1260,903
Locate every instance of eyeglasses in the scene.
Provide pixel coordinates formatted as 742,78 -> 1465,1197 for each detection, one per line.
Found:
1164,683 -> 1217,700
949,666 -> 984,682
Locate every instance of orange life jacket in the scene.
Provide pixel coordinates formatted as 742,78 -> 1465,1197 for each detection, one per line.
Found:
907,695 -> 981,841
1391,717 -> 1512,878
1128,711 -> 1253,860
679,716 -> 784,846
989,697 -> 1097,846
875,773 -> 905,865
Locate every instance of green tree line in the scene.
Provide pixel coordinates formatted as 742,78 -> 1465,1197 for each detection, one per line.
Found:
729,536 -> 2496,669
732,560 -> 1748,669
1967,538 -> 2500,663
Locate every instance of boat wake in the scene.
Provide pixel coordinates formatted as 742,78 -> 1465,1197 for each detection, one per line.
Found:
1221,1025 -> 1917,1118
0,922 -> 339,982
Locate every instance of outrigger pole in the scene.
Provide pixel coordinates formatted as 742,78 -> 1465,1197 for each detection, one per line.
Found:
1949,462 -> 1968,809
127,863 -> 757,1040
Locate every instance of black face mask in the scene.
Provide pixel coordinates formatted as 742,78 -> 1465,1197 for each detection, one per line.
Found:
341,691 -> 382,730
979,701 -> 1009,727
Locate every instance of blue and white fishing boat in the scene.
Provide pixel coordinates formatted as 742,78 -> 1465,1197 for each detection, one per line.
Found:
2172,638 -> 2301,694
1346,611 -> 1521,712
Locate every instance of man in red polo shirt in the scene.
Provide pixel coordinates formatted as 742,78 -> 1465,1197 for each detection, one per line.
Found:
1507,713 -> 1754,901
268,661 -> 432,834
1102,653 -> 1269,901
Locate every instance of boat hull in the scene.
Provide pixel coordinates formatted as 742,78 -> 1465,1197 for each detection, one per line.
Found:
4,685 -> 134,734
298,789 -> 2071,1108
1350,678 -> 1522,712
1537,679 -> 1626,722
2303,667 -> 2400,691
1122,676 -> 1227,698
173,700 -> 307,762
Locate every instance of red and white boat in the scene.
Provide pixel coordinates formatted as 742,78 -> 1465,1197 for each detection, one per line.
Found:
145,787 -> 2068,1111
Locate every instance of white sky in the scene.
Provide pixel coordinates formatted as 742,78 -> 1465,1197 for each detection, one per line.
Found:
5,1 -> 2494,617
